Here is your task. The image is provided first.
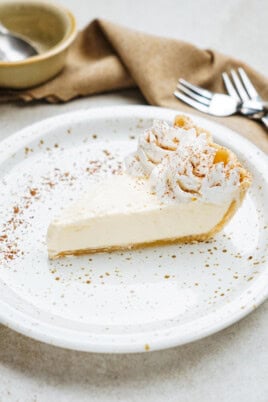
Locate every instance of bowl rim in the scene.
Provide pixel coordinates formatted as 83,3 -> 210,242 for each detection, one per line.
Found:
0,0 -> 77,66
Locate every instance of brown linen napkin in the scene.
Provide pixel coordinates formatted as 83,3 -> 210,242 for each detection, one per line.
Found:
1,19 -> 268,152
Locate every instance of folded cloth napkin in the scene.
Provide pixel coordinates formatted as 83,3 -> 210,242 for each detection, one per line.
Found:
1,19 -> 268,152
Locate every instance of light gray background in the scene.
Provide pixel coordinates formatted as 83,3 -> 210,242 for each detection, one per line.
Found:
0,0 -> 267,401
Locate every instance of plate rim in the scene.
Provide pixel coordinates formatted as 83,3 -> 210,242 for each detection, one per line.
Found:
0,105 -> 267,353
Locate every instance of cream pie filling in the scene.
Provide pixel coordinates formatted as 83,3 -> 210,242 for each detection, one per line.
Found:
47,115 -> 251,259
47,175 -> 233,258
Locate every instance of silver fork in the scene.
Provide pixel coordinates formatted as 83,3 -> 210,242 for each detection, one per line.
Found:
222,67 -> 268,129
174,80 -> 237,117
174,79 -> 266,118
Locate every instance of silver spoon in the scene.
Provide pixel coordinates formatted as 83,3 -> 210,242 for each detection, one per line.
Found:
0,22 -> 38,62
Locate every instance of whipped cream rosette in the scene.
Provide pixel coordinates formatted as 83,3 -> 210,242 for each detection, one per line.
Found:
125,120 -> 196,175
126,117 -> 244,205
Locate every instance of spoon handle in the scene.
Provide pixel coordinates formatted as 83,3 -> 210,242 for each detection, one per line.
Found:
0,22 -> 8,35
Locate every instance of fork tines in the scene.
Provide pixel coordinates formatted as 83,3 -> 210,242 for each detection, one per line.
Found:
222,67 -> 261,102
174,79 -> 214,113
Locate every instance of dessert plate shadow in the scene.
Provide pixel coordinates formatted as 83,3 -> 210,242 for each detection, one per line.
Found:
0,106 -> 267,353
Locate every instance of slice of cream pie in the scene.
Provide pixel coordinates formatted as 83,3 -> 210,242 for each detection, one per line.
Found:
47,115 -> 251,259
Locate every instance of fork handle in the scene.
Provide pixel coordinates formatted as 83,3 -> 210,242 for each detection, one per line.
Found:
261,114 -> 268,130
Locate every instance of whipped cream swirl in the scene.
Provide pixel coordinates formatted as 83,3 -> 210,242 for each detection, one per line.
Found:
125,120 -> 196,175
125,119 -> 241,204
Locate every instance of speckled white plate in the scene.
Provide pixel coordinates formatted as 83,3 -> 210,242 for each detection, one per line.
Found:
0,106 -> 267,353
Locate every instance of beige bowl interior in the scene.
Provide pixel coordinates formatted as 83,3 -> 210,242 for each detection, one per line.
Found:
0,1 -> 72,54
